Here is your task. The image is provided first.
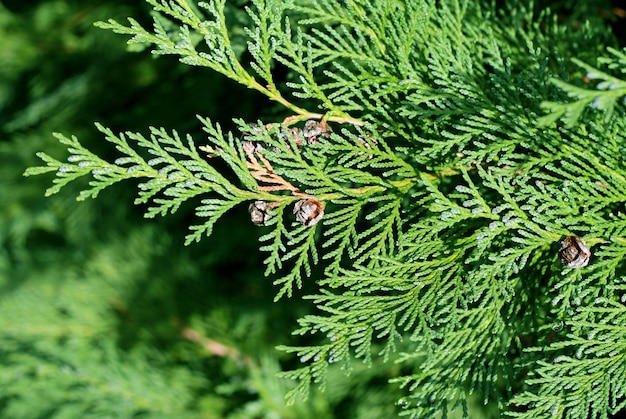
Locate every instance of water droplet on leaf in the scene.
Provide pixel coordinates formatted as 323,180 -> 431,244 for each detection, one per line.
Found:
397,398 -> 410,409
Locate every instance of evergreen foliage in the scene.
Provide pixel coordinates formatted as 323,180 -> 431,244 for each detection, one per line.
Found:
22,0 -> 626,417
3,1 -> 339,417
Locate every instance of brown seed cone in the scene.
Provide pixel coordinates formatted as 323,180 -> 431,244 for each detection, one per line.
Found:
558,236 -> 591,268
283,127 -> 304,151
303,120 -> 332,145
248,200 -> 275,226
293,198 -> 324,227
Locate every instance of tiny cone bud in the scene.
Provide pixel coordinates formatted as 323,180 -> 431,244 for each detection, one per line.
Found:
284,127 -> 304,150
303,120 -> 332,144
293,198 -> 324,227
558,236 -> 591,268
249,200 -> 275,226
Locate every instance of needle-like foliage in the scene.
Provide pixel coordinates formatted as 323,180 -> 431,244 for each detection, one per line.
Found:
25,0 -> 626,417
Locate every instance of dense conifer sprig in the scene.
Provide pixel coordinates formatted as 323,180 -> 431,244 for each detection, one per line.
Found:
25,0 -> 626,417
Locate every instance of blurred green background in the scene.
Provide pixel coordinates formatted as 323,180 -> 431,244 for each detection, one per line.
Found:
0,0 -> 404,417
1,0 -> 624,418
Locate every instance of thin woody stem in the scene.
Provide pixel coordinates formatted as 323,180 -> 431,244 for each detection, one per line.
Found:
245,79 -> 364,126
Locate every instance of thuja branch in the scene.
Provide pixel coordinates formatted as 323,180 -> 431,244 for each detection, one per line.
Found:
97,0 -> 364,127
